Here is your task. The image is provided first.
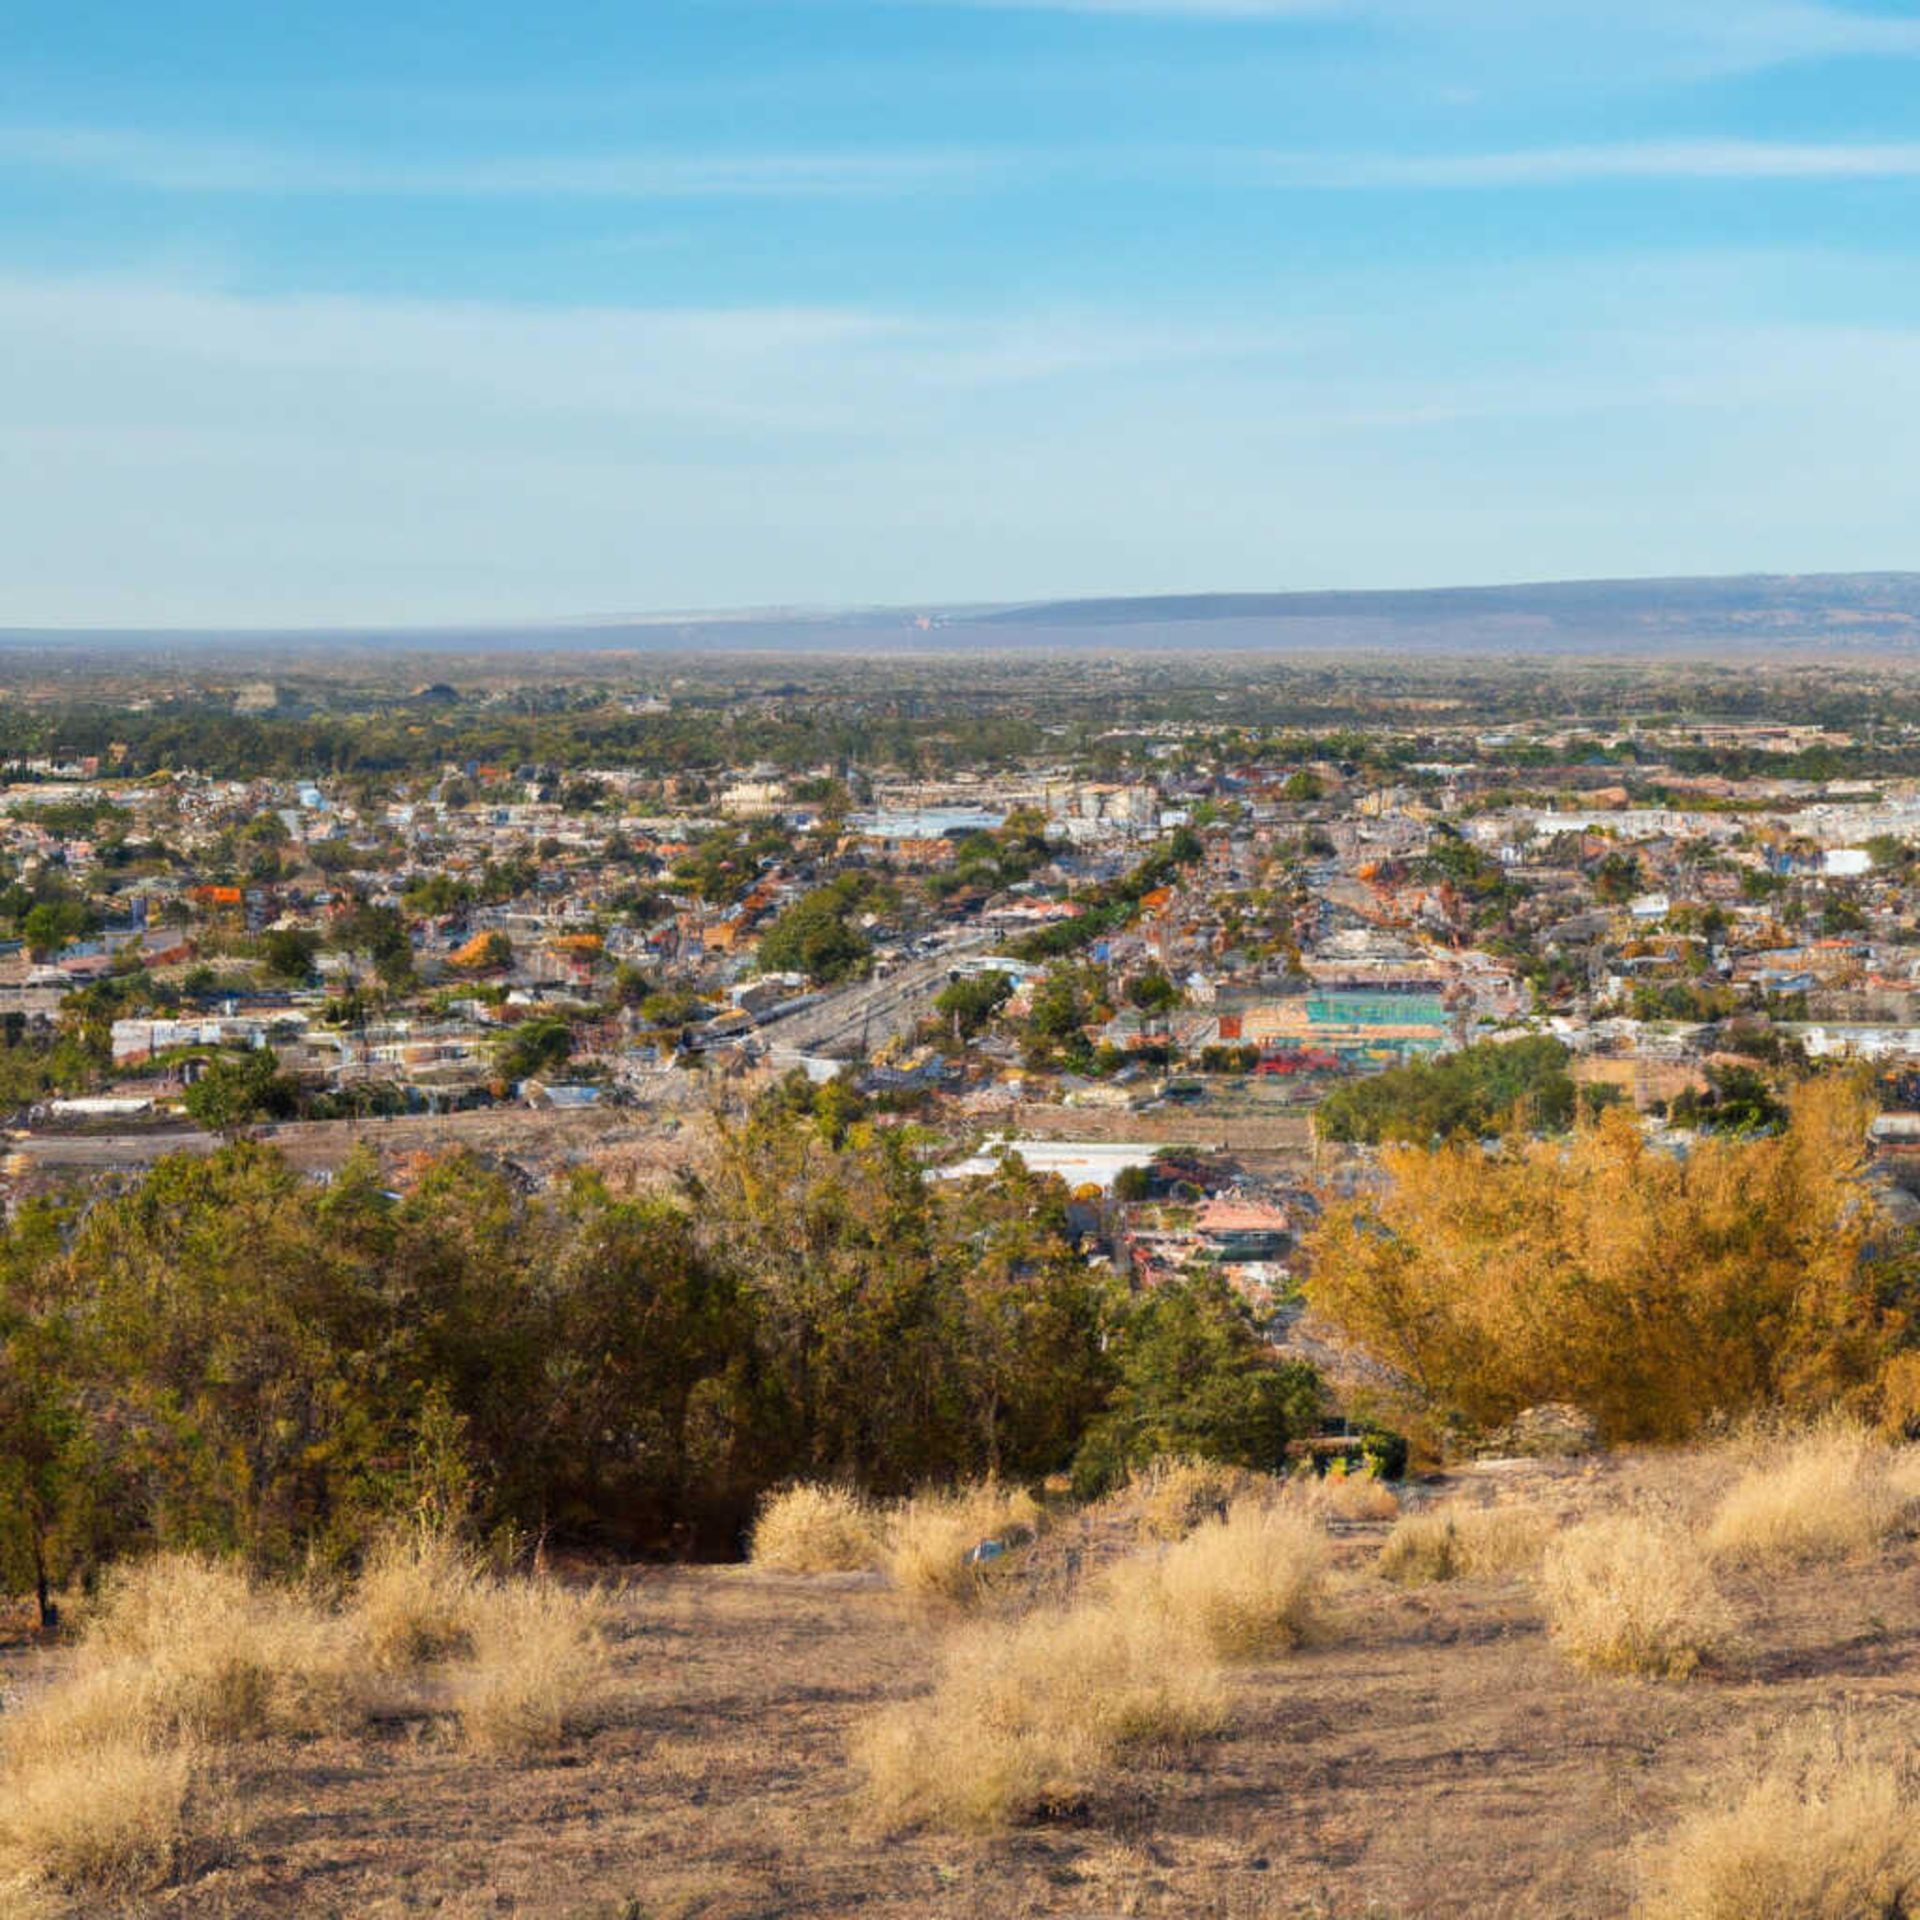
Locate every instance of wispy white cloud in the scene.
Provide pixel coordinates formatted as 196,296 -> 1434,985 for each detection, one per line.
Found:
0,126 -> 1000,199
1252,139 -> 1920,188
13,120 -> 1920,206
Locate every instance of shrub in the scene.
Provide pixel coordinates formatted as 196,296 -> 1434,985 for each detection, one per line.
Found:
1306,1468 -> 1401,1523
1538,1516 -> 1735,1681
749,1484 -> 883,1574
1130,1457 -> 1272,1541
448,1578 -> 614,1756
1378,1505 -> 1552,1586
1636,1745 -> 1920,1919
883,1483 -> 1043,1604
84,1553 -> 362,1741
0,1732 -> 194,1896
351,1524 -> 486,1669
1706,1424 -> 1912,1568
853,1599 -> 1224,1831
1119,1506 -> 1333,1658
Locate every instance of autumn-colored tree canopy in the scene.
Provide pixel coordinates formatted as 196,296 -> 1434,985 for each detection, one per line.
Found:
1306,1076 -> 1920,1449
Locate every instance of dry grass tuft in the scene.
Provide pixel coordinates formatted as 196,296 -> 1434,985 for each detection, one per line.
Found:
448,1577 -> 615,1756
1538,1515 -> 1735,1681
749,1484 -> 883,1574
1304,1468 -> 1401,1524
82,1553 -> 362,1741
883,1482 -> 1043,1603
351,1524 -> 486,1668
854,1598 -> 1224,1831
1706,1423 -> 1913,1568
1128,1457 -> 1273,1540
1378,1504 -> 1553,1586
0,1731 -> 195,1896
1636,1739 -> 1920,1919
1113,1505 -> 1334,1659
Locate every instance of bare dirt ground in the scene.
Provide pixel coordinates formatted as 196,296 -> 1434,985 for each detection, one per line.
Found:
6,1450 -> 1918,1920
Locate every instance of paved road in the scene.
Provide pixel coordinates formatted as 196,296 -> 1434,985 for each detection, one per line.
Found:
760,936 -> 991,1060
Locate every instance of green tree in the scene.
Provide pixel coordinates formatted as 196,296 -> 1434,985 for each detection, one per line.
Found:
183,1048 -> 299,1136
933,969 -> 1012,1045
1071,1273 -> 1321,1495
261,927 -> 320,984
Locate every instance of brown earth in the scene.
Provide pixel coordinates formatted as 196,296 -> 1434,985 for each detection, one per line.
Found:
8,1448 -> 1916,1920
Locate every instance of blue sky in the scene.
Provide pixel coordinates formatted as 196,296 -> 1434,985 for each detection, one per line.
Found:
4,0 -> 1920,626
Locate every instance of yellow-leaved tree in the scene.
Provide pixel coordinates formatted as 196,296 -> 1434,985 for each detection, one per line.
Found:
1306,1076 -> 1916,1448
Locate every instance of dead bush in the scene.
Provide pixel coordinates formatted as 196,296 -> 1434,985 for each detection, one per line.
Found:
749,1484 -> 883,1573
0,1731 -> 195,1897
1538,1515 -> 1735,1681
1129,1457 -> 1273,1540
448,1578 -> 615,1756
351,1524 -> 486,1669
1706,1423 -> 1912,1568
853,1597 -> 1224,1831
1114,1505 -> 1334,1658
883,1482 -> 1043,1604
1378,1504 -> 1552,1586
1305,1468 -> 1400,1524
84,1553 -> 362,1741
1636,1738 -> 1920,1919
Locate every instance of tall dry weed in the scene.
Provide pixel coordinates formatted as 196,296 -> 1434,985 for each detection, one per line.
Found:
448,1578 -> 615,1756
883,1482 -> 1043,1603
1378,1504 -> 1552,1586
1636,1734 -> 1920,1919
83,1553 -> 362,1740
1128,1457 -> 1273,1540
0,1731 -> 195,1897
750,1484 -> 883,1573
1538,1515 -> 1734,1680
854,1597 -> 1224,1830
1706,1423 -> 1912,1567
1112,1505 -> 1334,1658
351,1524 -> 486,1668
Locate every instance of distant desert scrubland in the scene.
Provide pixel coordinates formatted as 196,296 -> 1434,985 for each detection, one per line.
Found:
3,1427 -> 1917,1919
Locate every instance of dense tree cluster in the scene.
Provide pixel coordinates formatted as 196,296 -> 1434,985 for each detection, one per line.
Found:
1313,1035 -> 1581,1144
0,1090 -> 1320,1613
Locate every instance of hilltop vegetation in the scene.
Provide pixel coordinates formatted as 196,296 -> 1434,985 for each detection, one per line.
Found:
0,1088 -> 1312,1613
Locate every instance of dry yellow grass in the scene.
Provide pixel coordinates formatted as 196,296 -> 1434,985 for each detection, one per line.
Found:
853,1597 -> 1225,1831
749,1484 -> 883,1573
82,1553 -> 363,1741
1636,1741 -> 1920,1919
1378,1504 -> 1553,1586
1128,1457 -> 1273,1540
1113,1505 -> 1334,1659
351,1524 -> 486,1668
448,1577 -> 615,1756
1305,1468 -> 1401,1523
1538,1515 -> 1735,1681
0,1731 -> 194,1897
1706,1424 -> 1913,1568
882,1482 -> 1043,1603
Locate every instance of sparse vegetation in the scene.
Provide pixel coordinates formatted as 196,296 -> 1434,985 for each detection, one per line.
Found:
750,1484 -> 883,1574
1636,1738 -> 1920,1920
1114,1505 -> 1334,1658
1538,1515 -> 1735,1681
1705,1423 -> 1915,1568
1378,1503 -> 1553,1586
882,1483 -> 1043,1603
854,1595 -> 1225,1831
